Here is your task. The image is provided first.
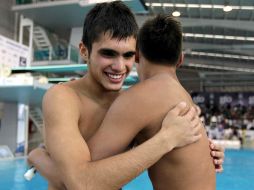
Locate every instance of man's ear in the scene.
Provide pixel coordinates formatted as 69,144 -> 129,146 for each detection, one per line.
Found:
79,42 -> 89,63
176,52 -> 184,68
135,51 -> 140,63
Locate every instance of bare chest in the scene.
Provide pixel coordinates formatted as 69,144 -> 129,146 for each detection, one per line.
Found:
78,101 -> 110,141
79,108 -> 108,141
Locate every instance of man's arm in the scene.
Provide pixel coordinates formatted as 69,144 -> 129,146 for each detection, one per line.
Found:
88,82 -> 226,168
43,85 -> 202,190
27,147 -> 65,190
88,82 -> 194,160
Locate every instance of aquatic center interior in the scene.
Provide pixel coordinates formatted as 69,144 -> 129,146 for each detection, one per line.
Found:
0,0 -> 254,189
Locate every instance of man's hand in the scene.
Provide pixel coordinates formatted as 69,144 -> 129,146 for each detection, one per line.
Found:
194,104 -> 201,116
28,148 -> 65,190
209,139 -> 225,173
159,102 -> 202,150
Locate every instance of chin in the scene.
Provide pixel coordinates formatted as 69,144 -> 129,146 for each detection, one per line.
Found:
110,88 -> 122,92
104,84 -> 123,92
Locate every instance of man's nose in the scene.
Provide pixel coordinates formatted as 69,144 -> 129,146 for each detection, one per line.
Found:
111,58 -> 125,71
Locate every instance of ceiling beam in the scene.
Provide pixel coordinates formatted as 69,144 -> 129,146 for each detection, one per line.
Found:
183,42 -> 254,51
135,16 -> 254,32
183,57 -> 254,72
180,18 -> 254,32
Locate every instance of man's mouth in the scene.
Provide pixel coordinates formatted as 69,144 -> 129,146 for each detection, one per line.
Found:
105,72 -> 125,83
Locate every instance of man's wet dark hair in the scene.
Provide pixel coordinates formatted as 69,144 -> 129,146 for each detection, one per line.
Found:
82,1 -> 138,53
138,14 -> 183,65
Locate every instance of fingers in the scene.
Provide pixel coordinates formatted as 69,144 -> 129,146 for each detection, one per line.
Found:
211,149 -> 225,173
190,116 -> 200,128
214,158 -> 224,165
210,142 -> 225,173
189,117 -> 203,143
210,141 -> 225,171
189,116 -> 203,142
169,102 -> 188,116
190,134 -> 202,143
210,142 -> 225,152
192,122 -> 202,136
194,104 -> 201,116
215,164 -> 224,173
215,163 -> 224,173
211,150 -> 225,160
185,106 -> 197,121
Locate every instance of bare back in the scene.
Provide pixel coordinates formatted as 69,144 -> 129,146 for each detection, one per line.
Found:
87,73 -> 215,190
135,74 -> 215,190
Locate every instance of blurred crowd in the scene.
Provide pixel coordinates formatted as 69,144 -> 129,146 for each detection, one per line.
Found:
199,104 -> 254,144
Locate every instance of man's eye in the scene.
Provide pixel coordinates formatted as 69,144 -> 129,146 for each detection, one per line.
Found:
123,52 -> 135,59
100,50 -> 116,57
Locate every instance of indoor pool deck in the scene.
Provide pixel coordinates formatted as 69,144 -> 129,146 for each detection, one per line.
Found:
0,149 -> 253,190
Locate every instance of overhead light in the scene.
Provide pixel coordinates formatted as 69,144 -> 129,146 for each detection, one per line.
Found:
150,3 -> 162,7
79,0 -> 131,7
172,10 -> 181,17
145,3 -> 254,10
186,63 -> 254,73
79,0 -> 111,6
187,51 -> 254,61
223,5 -> 233,12
183,33 -> 254,42
200,5 -> 213,8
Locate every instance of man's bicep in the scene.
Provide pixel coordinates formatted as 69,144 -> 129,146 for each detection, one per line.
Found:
44,116 -> 91,189
45,118 -> 91,168
43,87 -> 90,177
88,94 -> 144,161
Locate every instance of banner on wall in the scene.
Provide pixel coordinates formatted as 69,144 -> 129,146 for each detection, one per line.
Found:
191,92 -> 254,107
15,104 -> 29,156
0,34 -> 30,68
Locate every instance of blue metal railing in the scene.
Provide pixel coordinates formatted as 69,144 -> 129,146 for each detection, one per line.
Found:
16,0 -> 58,5
16,0 -> 32,5
33,45 -> 80,63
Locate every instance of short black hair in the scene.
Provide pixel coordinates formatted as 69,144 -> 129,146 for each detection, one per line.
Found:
82,1 -> 138,53
138,14 -> 182,65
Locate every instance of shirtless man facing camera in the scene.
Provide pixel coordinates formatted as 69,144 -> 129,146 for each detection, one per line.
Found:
88,14 -> 216,190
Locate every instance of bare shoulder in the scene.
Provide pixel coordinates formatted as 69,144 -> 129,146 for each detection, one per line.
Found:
43,84 -> 79,105
120,76 -> 171,105
120,75 -> 192,113
110,77 -> 171,119
42,84 -> 81,121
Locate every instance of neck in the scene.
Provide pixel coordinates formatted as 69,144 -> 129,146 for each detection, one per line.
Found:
79,73 -> 120,105
141,60 -> 178,81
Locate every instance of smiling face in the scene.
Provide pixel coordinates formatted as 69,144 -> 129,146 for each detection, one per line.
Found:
83,32 -> 136,91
